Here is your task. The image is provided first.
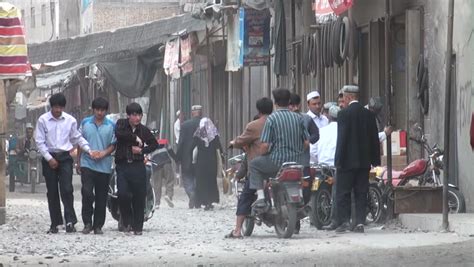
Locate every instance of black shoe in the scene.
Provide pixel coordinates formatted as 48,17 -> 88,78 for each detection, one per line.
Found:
66,223 -> 76,233
188,199 -> 194,209
82,224 -> 93,234
322,222 -> 339,231
47,226 -> 58,234
335,222 -> 351,234
94,228 -> 104,235
134,231 -> 143,235
120,225 -> 132,233
204,204 -> 214,211
352,224 -> 364,233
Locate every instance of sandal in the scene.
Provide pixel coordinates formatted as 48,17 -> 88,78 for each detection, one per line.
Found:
224,230 -> 243,239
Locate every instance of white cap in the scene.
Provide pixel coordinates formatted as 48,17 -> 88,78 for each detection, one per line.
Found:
306,91 -> 320,101
176,110 -> 181,117
342,85 -> 359,94
191,105 -> 202,111
329,105 -> 341,119
25,123 -> 33,129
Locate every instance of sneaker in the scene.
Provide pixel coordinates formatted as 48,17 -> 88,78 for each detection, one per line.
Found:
164,195 -> 174,208
335,222 -> 351,234
352,224 -> 364,233
82,224 -> 93,234
66,223 -> 76,233
322,222 -> 339,231
94,228 -> 104,235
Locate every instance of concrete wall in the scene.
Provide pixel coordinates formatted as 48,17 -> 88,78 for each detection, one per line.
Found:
59,0 -> 81,38
10,0 -> 54,43
93,1 -> 180,32
421,0 -> 474,211
8,0 -> 81,43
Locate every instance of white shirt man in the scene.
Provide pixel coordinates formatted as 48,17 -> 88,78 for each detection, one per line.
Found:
316,106 -> 340,166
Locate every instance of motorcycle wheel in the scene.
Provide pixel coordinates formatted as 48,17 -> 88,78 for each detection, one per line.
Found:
366,183 -> 385,224
241,216 -> 255,237
310,182 -> 332,230
448,187 -> 466,213
107,184 -> 121,221
144,187 -> 156,221
274,201 -> 297,239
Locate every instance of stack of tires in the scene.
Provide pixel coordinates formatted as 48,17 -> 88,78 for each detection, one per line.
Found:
301,16 -> 358,75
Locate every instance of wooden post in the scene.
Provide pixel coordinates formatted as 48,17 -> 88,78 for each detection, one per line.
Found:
0,80 -> 7,224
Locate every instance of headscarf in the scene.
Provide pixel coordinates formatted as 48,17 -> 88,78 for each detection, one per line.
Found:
194,117 -> 219,147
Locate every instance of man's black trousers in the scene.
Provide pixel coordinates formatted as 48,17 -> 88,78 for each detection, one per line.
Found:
116,161 -> 147,232
81,167 -> 110,230
335,168 -> 369,226
42,152 -> 77,227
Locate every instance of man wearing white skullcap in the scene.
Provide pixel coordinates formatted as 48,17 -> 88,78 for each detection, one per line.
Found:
306,90 -> 328,163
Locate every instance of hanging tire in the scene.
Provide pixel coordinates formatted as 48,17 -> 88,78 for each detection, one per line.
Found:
310,182 -> 332,230
241,216 -> 255,237
274,197 -> 297,238
448,187 -> 466,213
366,183 -> 385,224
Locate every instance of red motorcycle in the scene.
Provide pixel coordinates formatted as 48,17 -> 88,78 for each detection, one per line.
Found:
371,127 -> 466,223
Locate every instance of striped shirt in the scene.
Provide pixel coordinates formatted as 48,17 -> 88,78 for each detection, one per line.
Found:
260,108 -> 309,166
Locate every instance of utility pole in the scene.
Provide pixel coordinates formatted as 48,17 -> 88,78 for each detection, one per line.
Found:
0,80 -> 7,224
442,0 -> 455,231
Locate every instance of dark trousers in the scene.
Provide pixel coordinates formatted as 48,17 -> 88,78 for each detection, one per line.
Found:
42,152 -> 76,227
81,167 -> 110,229
335,168 -> 369,225
236,179 -> 256,216
116,161 -> 146,232
181,170 -> 196,202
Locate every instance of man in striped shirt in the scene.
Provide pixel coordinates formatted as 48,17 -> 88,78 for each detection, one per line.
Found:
249,88 -> 309,209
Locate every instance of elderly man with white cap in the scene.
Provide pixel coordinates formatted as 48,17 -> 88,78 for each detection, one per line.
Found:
306,91 -> 328,163
334,85 -> 380,234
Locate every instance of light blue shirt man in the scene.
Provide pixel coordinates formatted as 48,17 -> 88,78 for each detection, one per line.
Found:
79,116 -> 116,174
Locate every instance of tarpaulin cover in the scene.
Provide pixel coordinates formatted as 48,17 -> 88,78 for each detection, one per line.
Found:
98,45 -> 161,98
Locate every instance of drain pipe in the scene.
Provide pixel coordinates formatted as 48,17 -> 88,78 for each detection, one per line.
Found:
442,0 -> 455,231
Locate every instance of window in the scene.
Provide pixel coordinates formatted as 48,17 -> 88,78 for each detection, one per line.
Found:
30,7 -> 35,28
41,4 -> 46,26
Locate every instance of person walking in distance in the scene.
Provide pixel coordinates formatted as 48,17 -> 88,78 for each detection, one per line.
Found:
334,85 -> 381,234
35,92 -> 93,234
176,105 -> 202,209
114,103 -> 158,235
76,97 -> 116,235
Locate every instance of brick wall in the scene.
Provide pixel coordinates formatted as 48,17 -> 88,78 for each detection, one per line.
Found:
93,2 -> 181,32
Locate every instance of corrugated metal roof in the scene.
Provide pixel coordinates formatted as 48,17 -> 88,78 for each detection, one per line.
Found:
27,13 -> 206,64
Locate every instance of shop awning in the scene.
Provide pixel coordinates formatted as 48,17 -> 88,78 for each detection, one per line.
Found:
27,13 -> 206,65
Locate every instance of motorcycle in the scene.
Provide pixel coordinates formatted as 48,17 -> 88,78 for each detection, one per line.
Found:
309,163 -> 385,228
227,153 -> 246,197
309,163 -> 335,229
241,162 -> 309,238
370,126 -> 466,223
107,158 -> 157,231
9,148 -> 42,193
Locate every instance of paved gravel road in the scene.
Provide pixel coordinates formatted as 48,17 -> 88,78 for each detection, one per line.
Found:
1,178 -> 473,266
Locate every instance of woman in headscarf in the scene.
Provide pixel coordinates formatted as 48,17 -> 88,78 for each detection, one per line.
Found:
193,117 -> 223,210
